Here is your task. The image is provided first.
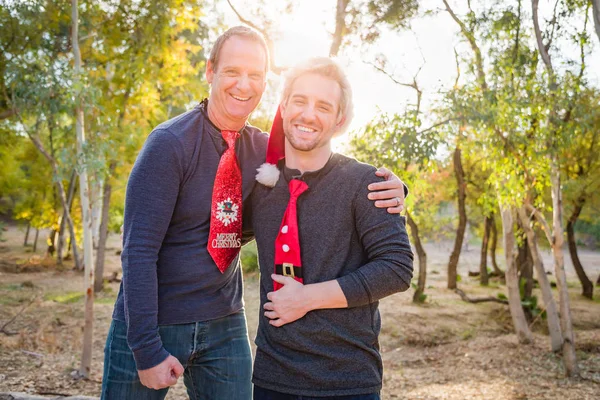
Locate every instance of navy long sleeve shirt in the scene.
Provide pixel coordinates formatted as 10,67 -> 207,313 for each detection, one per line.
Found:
112,101 -> 267,370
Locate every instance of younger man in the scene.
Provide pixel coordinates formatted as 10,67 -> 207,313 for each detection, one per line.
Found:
250,58 -> 414,399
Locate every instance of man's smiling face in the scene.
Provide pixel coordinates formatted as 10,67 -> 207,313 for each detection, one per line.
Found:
281,73 -> 343,153
206,36 -> 267,129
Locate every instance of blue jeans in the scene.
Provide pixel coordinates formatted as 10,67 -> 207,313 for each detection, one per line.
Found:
101,310 -> 252,400
253,386 -> 380,400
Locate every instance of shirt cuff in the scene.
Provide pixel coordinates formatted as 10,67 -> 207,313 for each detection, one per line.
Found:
336,273 -> 371,308
132,339 -> 170,371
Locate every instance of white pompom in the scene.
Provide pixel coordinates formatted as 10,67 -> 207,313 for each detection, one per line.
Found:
255,163 -> 280,187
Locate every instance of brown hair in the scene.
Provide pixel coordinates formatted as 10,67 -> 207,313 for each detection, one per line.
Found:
209,26 -> 270,72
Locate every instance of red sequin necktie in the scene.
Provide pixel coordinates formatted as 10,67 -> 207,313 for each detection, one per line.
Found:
273,179 -> 309,290
208,130 -> 243,273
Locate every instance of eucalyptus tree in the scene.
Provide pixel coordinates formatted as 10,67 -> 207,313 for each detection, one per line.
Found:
349,71 -> 441,303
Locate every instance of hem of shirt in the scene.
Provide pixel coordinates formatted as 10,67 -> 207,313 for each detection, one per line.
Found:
111,301 -> 245,326
252,377 -> 381,397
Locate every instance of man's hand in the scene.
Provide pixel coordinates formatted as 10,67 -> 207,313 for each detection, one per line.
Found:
368,167 -> 406,214
264,274 -> 310,327
138,355 -> 184,390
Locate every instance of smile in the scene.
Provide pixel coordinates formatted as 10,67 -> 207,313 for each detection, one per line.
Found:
296,125 -> 316,133
231,94 -> 250,102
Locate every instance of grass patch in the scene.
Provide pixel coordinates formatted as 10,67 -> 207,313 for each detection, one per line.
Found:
460,327 -> 476,340
44,291 -> 85,304
1,283 -> 23,291
95,295 -> 117,304
0,296 -> 22,306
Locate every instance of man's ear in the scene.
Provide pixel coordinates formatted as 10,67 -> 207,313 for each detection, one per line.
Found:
279,100 -> 287,117
336,114 -> 346,128
206,60 -> 215,84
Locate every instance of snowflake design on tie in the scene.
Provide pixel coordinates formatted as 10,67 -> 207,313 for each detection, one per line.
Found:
215,198 -> 239,226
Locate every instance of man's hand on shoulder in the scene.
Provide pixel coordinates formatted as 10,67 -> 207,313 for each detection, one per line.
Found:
264,275 -> 311,327
138,354 -> 184,390
367,167 -> 407,214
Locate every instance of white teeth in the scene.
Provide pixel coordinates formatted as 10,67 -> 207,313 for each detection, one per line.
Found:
297,125 -> 316,133
231,95 -> 250,101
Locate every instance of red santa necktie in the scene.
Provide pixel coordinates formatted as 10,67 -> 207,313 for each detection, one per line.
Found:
208,130 -> 243,273
274,179 -> 309,290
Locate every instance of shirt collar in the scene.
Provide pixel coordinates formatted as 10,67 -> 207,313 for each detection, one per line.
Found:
282,152 -> 339,184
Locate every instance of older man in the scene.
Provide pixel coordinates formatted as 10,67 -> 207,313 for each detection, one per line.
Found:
250,58 -> 414,399
102,27 -> 407,400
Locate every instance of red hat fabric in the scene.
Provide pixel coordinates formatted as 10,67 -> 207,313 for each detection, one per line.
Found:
256,106 -> 285,187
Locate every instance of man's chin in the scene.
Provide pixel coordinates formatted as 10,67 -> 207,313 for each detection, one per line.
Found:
227,104 -> 257,121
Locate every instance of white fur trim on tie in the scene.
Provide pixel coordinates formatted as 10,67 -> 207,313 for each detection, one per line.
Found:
255,163 -> 280,187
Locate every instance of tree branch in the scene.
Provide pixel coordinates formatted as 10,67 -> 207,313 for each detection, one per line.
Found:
525,204 -> 554,245
532,0 -> 554,75
0,296 -> 37,335
330,0 -> 350,57
0,109 -> 15,120
442,0 -> 487,90
455,288 -> 509,304
593,0 -> 600,46
226,0 -> 284,74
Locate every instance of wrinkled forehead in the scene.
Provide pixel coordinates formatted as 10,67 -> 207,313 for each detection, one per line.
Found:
215,36 -> 268,72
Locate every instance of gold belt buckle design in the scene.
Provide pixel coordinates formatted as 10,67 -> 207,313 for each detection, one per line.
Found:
282,263 -> 295,278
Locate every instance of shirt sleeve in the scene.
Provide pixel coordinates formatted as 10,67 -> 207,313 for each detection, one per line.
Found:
120,129 -> 184,370
336,169 -> 414,308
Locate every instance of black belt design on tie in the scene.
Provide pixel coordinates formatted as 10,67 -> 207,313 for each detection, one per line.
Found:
275,263 -> 303,279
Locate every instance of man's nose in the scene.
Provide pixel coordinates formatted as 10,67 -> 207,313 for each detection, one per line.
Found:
300,104 -> 317,121
236,75 -> 251,91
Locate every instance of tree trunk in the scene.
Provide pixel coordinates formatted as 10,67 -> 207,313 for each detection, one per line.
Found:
447,145 -> 467,289
24,222 -> 30,247
91,176 -> 103,249
57,169 -> 77,266
549,161 -> 578,376
499,205 -> 532,343
479,216 -> 491,285
489,214 -> 503,276
516,227 -> 534,302
46,229 -> 57,258
72,0 -> 94,379
566,196 -> 593,299
330,0 -> 350,57
592,0 -> 600,46
517,206 -> 563,352
406,211 -> 427,303
94,164 -> 115,293
32,228 -> 39,253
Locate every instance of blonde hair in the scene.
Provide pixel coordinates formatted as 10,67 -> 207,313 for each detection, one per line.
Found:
209,26 -> 269,73
281,57 -> 354,135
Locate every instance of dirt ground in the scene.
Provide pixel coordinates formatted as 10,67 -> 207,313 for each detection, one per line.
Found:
0,224 -> 599,400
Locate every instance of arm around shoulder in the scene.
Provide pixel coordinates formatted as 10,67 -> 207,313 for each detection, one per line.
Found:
337,169 -> 414,308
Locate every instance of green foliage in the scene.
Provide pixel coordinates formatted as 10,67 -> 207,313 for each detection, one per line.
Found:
0,0 -> 212,244
348,0 -> 419,43
411,283 -> 427,303
44,291 -> 85,304
240,241 -> 259,273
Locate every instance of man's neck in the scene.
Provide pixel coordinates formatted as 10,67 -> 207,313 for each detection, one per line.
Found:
206,101 -> 246,132
284,141 -> 333,174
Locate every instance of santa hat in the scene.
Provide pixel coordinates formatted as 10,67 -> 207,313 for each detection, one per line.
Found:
255,106 -> 285,187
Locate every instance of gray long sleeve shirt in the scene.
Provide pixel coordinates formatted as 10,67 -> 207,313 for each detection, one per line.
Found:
250,153 -> 414,397
112,101 -> 267,370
